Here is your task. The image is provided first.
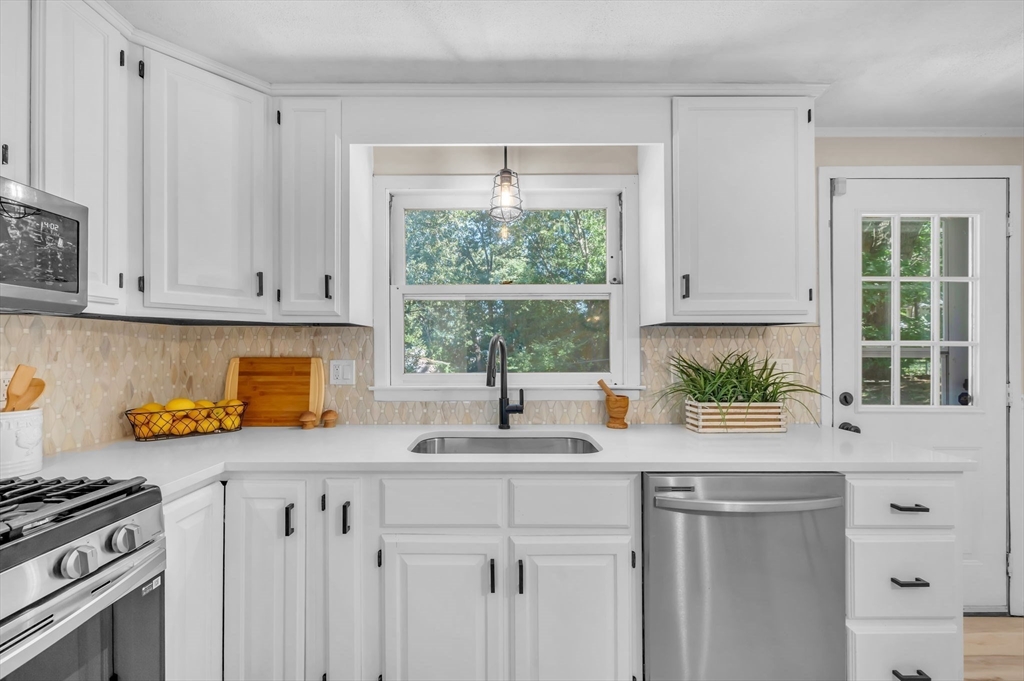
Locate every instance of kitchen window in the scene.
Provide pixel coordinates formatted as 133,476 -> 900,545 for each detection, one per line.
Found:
372,175 -> 641,401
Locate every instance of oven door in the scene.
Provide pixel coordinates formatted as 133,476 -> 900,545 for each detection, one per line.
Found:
0,539 -> 165,680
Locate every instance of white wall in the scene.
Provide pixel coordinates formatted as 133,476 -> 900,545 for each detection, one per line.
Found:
373,145 -> 638,175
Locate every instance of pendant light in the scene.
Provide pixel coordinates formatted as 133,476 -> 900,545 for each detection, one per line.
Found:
489,146 -> 523,225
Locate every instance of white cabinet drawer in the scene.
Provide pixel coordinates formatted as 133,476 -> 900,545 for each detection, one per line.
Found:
848,479 -> 956,528
848,622 -> 961,681
509,478 -> 632,528
381,478 -> 503,527
848,535 -> 957,619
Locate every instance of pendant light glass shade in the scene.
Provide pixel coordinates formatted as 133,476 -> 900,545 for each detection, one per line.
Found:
489,147 -> 524,224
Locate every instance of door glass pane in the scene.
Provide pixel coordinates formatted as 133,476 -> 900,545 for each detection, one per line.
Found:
862,282 -> 892,340
939,217 -> 971,277
862,218 -> 892,276
900,217 -> 932,277
403,298 -> 610,374
900,348 -> 932,405
861,346 -> 892,405
939,346 -> 972,406
939,282 -> 971,342
900,282 -> 931,341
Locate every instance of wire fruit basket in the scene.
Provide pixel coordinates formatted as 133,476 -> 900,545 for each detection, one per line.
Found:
125,402 -> 248,442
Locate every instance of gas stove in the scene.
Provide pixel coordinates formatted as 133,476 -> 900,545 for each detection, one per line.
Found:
0,475 -> 164,621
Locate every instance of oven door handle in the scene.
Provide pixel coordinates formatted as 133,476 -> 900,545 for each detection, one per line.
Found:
653,496 -> 843,514
0,539 -> 166,674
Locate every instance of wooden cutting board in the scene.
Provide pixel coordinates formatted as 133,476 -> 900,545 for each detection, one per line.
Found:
224,357 -> 325,427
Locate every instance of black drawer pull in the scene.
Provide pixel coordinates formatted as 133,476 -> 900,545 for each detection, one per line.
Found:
891,503 -> 930,513
256,271 -> 264,297
518,559 -> 524,594
284,502 -> 295,536
325,274 -> 333,299
341,501 -> 351,535
489,559 -> 495,594
890,577 -> 929,588
892,669 -> 931,681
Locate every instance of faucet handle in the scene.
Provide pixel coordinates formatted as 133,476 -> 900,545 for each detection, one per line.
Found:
506,389 -> 525,414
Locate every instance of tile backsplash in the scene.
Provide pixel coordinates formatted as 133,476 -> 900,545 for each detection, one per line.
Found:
1,314 -> 820,454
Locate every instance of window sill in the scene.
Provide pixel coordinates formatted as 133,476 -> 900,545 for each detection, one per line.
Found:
369,385 -> 646,402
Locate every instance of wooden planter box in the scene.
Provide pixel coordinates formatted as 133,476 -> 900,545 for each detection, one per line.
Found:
684,399 -> 786,433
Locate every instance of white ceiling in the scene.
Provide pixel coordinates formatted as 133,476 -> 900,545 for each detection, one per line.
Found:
107,0 -> 1024,129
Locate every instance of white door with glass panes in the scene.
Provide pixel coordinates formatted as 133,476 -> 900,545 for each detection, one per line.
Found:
831,177 -> 1009,609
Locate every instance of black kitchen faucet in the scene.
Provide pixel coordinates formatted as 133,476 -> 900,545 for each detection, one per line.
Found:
485,334 -> 525,429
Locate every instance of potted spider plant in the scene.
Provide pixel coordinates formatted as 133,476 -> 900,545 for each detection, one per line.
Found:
659,351 -> 821,433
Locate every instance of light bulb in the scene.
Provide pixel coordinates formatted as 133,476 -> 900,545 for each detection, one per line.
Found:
500,183 -> 513,207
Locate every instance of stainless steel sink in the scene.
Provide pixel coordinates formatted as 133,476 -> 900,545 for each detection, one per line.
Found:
410,432 -> 601,454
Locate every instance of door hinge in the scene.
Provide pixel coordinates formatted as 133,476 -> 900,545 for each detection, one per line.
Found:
377,549 -> 382,567
831,178 -> 846,197
807,109 -> 812,123
138,60 -> 144,78
1008,211 -> 1013,238
119,50 -> 125,66
631,551 -> 636,568
1008,384 -> 1015,408
1008,553 -> 1013,578
119,273 -> 124,289
321,494 -> 326,511
137,276 -> 145,292
277,110 -> 281,125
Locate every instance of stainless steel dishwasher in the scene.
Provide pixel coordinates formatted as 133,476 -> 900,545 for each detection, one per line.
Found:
644,473 -> 846,681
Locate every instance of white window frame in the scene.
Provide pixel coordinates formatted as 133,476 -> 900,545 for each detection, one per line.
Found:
372,174 -> 642,402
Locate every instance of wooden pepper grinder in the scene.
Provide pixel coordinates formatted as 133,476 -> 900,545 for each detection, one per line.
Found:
598,380 -> 629,429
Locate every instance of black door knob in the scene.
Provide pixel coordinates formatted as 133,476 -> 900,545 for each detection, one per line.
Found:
839,392 -> 854,406
838,422 -> 861,434
958,392 -> 972,406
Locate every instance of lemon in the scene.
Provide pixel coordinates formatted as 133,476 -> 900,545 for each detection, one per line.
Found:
150,415 -> 173,435
140,402 -> 165,412
134,422 -> 155,439
221,414 -> 242,431
196,417 -> 220,433
169,418 -> 197,436
195,400 -> 215,418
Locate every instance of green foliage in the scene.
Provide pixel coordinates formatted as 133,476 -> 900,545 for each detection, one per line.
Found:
658,351 -> 822,422
861,218 -> 933,343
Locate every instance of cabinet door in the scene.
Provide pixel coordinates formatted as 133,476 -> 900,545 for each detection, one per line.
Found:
511,536 -> 632,681
277,98 -> 343,318
324,479 -> 362,680
382,535 -> 503,681
225,480 -> 305,681
164,482 -> 225,681
143,48 -> 270,315
36,0 -> 129,314
0,0 -> 31,185
671,97 -> 815,322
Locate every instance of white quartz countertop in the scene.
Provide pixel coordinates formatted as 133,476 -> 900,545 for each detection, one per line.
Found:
33,424 -> 975,502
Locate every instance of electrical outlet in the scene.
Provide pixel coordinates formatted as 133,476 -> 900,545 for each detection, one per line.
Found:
329,360 -> 355,386
0,371 -> 14,410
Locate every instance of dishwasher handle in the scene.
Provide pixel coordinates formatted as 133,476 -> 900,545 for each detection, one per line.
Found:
653,495 -> 843,514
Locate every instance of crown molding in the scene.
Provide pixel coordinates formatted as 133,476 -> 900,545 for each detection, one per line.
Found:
267,82 -> 831,98
816,126 -> 1024,138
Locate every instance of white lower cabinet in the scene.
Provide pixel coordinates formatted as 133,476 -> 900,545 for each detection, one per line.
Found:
511,536 -> 632,681
224,479 -> 305,681
163,482 -> 224,681
382,535 -> 504,681
848,621 -> 962,681
323,478 -> 363,681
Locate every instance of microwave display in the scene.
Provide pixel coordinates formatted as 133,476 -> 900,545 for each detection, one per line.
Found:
0,198 -> 80,293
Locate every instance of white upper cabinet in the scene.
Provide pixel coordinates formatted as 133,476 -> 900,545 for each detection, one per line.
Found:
35,0 -> 129,314
142,48 -> 271,316
276,98 -> 343,319
0,0 -> 31,185
667,96 -> 815,323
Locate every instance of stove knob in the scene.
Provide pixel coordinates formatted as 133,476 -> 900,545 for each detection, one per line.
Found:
112,524 -> 142,554
60,545 -> 99,579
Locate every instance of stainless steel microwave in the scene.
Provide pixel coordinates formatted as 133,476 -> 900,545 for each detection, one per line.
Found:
0,176 -> 89,314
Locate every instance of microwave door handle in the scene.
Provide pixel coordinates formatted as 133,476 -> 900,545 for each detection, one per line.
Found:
653,496 -> 843,514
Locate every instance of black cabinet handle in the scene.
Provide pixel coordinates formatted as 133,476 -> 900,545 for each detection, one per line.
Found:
890,577 -> 929,588
1,144 -> 8,165
518,559 -> 524,594
489,559 -> 495,594
256,271 -> 264,297
892,670 -> 931,681
284,502 -> 295,537
342,501 -> 351,535
681,274 -> 690,299
891,503 -> 930,513
325,274 -> 333,299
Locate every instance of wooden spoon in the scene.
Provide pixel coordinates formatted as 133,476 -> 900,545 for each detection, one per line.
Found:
597,379 -> 617,398
12,378 -> 45,411
3,365 -> 36,412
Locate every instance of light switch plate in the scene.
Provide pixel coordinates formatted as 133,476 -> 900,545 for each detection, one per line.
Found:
329,360 -> 355,386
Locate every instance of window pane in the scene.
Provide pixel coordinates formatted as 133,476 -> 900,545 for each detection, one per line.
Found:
939,282 -> 971,342
405,209 -> 607,285
939,217 -> 971,277
862,282 -> 892,340
939,346 -> 972,406
900,217 -> 931,277
861,346 -> 892,405
900,282 -> 931,341
900,349 -> 932,405
862,218 -> 892,276
404,298 -> 610,374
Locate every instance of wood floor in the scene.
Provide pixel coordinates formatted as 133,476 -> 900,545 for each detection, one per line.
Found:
965,617 -> 1024,681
